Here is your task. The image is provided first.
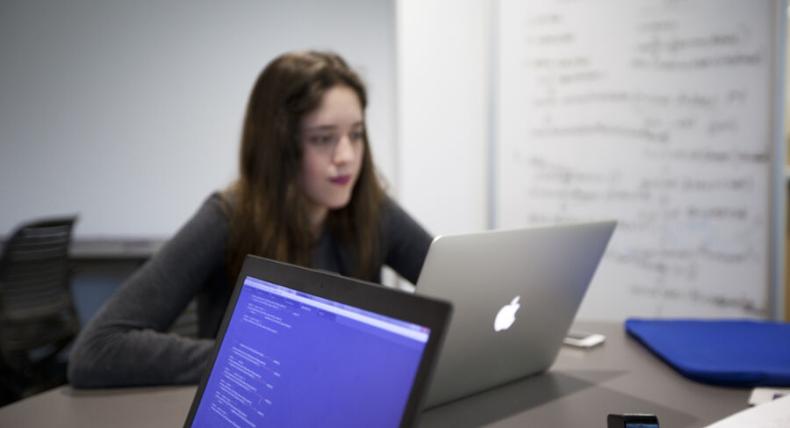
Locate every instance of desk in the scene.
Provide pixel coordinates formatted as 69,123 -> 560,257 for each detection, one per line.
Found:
69,238 -> 165,263
0,238 -> 165,262
0,322 -> 750,427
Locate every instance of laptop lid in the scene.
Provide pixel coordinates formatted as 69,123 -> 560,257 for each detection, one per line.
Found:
183,255 -> 452,428
416,220 -> 615,407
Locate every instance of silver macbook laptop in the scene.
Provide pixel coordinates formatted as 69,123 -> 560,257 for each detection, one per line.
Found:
416,220 -> 616,408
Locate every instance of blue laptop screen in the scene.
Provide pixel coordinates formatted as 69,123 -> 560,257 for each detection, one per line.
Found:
190,276 -> 431,428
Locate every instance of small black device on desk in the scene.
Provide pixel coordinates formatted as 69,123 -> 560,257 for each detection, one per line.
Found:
607,413 -> 659,428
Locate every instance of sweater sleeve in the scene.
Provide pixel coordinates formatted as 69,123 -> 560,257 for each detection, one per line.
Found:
68,194 -> 229,388
381,197 -> 433,285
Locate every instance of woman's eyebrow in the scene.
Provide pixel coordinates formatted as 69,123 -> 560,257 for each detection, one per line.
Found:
304,121 -> 364,132
303,125 -> 337,132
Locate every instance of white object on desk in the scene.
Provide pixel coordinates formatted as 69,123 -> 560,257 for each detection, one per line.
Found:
748,387 -> 790,406
705,393 -> 790,428
563,330 -> 606,348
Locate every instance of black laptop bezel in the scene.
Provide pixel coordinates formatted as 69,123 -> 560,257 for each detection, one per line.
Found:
183,254 -> 452,428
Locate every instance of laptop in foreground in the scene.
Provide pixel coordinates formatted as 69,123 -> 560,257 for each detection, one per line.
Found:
183,255 -> 452,428
416,220 -> 616,407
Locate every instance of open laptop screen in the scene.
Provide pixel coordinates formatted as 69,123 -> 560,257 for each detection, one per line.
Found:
189,276 -> 431,428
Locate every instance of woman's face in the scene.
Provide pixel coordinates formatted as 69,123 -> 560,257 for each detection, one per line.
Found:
298,85 -> 365,216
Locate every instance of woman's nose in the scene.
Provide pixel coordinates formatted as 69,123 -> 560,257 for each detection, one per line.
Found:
332,134 -> 355,163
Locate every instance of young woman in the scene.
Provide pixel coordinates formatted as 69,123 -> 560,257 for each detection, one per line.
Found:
68,51 -> 432,388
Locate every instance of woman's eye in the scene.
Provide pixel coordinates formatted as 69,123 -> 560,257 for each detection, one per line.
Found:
309,134 -> 335,145
350,130 -> 364,141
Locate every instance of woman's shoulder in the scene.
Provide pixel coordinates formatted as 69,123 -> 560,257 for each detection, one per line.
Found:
178,191 -> 234,236
204,189 -> 237,218
378,193 -> 410,223
377,193 -> 428,240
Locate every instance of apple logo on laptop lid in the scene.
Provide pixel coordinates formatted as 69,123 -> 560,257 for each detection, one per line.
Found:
494,296 -> 521,332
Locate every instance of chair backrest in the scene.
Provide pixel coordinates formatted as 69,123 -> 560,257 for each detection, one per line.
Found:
0,216 -> 79,351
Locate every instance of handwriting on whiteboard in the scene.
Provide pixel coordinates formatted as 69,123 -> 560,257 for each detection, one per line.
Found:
496,0 -> 775,318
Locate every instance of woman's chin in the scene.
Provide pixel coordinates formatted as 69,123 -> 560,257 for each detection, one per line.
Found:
326,194 -> 353,210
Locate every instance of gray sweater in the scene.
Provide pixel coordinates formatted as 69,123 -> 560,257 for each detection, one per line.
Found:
68,193 -> 431,388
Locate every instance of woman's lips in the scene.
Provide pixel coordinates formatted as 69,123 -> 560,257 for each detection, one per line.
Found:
329,175 -> 352,185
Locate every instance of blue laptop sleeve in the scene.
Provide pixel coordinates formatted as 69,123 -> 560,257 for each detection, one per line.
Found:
625,318 -> 790,387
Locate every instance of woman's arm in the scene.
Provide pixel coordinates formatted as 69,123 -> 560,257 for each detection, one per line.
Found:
68,194 -> 229,388
381,197 -> 433,285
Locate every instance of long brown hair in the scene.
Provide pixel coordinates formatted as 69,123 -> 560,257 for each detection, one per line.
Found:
225,51 -> 383,282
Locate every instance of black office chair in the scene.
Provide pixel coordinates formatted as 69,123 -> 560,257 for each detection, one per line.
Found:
0,216 -> 79,405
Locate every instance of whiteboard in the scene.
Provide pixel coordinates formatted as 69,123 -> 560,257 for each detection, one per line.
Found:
495,0 -> 785,319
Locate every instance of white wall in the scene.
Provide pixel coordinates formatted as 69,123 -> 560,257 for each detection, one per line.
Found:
395,0 -> 491,236
0,0 -> 396,239
3,0 -> 494,239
